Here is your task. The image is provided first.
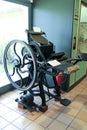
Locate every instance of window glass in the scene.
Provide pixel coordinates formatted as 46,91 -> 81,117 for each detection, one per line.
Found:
0,0 -> 28,87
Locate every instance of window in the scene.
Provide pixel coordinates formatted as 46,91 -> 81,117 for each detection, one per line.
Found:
0,0 -> 28,88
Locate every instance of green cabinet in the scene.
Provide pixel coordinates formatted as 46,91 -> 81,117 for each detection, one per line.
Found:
76,62 -> 86,81
69,73 -> 75,86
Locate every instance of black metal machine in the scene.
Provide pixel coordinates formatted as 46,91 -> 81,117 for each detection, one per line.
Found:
3,30 -> 87,112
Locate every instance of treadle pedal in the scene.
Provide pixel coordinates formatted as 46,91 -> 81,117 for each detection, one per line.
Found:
60,99 -> 71,106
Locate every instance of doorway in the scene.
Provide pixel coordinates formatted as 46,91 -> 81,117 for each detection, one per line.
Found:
78,1 -> 87,53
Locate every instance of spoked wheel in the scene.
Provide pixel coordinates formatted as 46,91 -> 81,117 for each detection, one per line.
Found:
3,40 -> 37,91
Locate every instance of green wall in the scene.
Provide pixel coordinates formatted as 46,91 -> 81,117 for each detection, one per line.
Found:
33,0 -> 74,57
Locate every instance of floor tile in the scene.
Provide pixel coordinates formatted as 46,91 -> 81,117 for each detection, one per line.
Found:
44,109 -> 61,119
70,118 -> 87,130
12,115 -> 32,129
35,114 -> 53,128
24,111 -> 41,121
14,106 -> 28,115
76,110 -> 87,122
0,105 -> 11,116
0,96 -> 12,104
24,122 -> 45,130
5,100 -> 18,109
53,101 -> 66,111
63,107 -> 79,117
56,113 -> 74,125
47,120 -> 67,130
67,127 -> 77,130
0,117 -> 9,129
49,103 -> 64,112
74,95 -> 87,104
3,110 -> 21,122
2,124 -> 20,130
81,105 -> 87,112
67,90 -> 79,97
69,100 -> 83,110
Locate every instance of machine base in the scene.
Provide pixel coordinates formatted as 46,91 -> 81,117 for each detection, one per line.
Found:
15,93 -> 48,112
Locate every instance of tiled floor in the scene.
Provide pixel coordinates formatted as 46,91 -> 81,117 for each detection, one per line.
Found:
0,77 -> 87,130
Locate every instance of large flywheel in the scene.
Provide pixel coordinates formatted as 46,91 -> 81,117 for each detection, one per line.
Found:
3,40 -> 37,91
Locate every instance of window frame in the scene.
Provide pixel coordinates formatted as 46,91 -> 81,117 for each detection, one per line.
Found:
4,0 -> 33,29
4,0 -> 31,6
